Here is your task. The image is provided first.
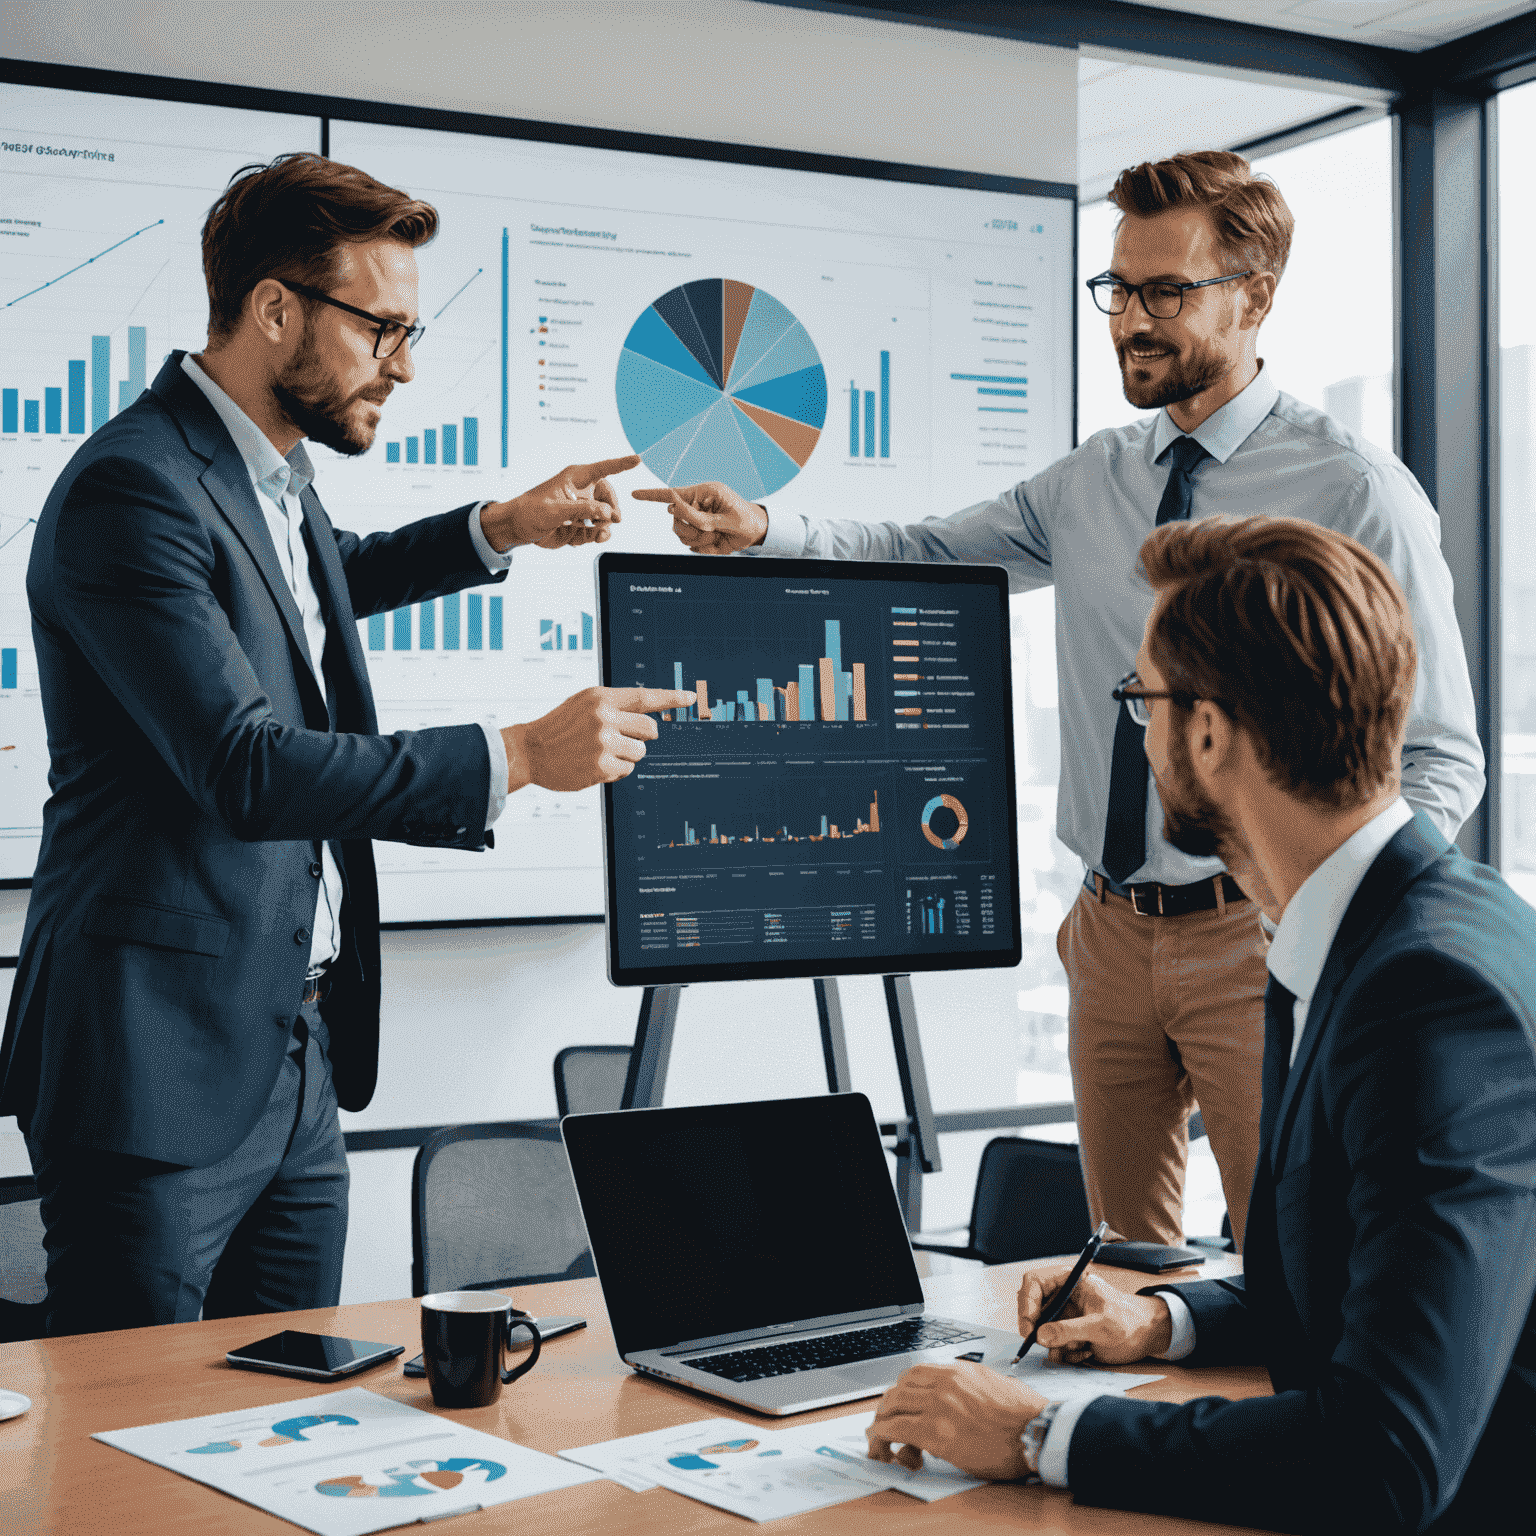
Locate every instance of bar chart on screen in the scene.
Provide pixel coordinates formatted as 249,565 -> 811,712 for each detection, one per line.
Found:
652,616 -> 879,728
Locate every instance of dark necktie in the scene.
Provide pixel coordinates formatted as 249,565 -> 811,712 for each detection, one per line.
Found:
1099,435 -> 1210,882
1258,978 -> 1295,1160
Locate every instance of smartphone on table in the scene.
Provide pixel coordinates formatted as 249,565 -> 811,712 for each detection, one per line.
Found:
226,1331 -> 404,1380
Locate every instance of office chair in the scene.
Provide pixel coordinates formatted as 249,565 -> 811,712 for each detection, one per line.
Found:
411,1121 -> 596,1297
0,1174 -> 48,1344
553,1045 -> 632,1118
912,1137 -> 1093,1265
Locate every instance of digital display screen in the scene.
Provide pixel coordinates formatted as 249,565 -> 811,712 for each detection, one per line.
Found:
600,554 -> 1021,985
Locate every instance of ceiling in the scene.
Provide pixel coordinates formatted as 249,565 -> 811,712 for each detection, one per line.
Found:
1078,53 -> 1381,200
1121,0 -> 1534,53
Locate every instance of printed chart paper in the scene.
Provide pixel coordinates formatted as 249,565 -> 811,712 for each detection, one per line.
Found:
93,1385 -> 602,1535
772,1412 -> 987,1503
560,1359 -> 1167,1521
560,1415 -> 892,1522
1010,1345 -> 1166,1399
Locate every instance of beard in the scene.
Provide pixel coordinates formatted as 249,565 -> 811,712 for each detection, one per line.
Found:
1155,717 -> 1243,864
1118,333 -> 1233,410
270,319 -> 390,457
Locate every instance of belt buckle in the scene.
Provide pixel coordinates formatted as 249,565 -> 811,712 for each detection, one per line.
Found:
1129,884 -> 1163,917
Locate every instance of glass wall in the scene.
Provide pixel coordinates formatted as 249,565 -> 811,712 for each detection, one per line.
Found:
1498,79 -> 1536,908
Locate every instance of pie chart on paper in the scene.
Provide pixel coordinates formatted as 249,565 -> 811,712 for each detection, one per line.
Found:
616,279 -> 827,498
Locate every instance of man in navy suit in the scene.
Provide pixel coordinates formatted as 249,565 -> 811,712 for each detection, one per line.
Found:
867,516 -> 1536,1532
0,153 -> 691,1336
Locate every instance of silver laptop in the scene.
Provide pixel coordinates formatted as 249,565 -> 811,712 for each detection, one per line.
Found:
560,1092 -> 1022,1416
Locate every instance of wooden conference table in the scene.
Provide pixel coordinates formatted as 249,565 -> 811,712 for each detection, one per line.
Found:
0,1252 -> 1268,1535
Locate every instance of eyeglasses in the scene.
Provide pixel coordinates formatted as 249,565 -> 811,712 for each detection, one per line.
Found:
1111,670 -> 1220,728
284,282 -> 425,358
1086,270 -> 1253,319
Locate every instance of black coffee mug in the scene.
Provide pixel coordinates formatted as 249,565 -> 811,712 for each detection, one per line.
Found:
420,1291 -> 543,1409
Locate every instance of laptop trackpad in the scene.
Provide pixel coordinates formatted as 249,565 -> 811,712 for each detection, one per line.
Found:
832,1358 -> 910,1394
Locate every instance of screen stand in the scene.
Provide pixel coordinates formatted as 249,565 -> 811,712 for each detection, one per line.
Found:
619,974 -> 943,1233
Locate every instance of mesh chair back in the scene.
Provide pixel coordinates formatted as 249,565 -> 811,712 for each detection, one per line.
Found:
412,1123 -> 595,1297
0,1177 -> 45,1305
0,1175 -> 48,1344
967,1138 -> 1094,1264
553,1045 -> 632,1118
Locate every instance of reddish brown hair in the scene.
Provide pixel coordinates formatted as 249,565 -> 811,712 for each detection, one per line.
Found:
1109,150 -> 1293,281
202,153 -> 438,341
1141,516 -> 1415,809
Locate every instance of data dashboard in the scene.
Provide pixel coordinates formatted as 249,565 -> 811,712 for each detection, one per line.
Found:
600,555 -> 1022,985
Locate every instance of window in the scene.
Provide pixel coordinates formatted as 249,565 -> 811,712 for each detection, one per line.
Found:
1498,79 -> 1536,908
1076,116 -> 1396,449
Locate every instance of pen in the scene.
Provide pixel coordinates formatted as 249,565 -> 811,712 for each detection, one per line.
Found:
1012,1220 -> 1110,1364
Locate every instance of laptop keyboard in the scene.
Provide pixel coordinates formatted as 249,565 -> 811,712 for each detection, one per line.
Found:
687,1318 -> 985,1383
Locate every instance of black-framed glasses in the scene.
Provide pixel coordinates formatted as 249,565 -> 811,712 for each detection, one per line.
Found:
1086,270 -> 1253,319
1112,670 -> 1219,728
285,282 -> 425,358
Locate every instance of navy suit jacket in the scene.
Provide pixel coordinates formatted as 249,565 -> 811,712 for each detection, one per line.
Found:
1069,813 -> 1536,1533
1,353 -> 509,1166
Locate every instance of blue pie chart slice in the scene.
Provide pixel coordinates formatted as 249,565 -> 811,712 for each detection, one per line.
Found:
617,279 -> 825,498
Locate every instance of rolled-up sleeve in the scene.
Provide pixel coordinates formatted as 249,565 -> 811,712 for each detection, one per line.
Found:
749,482 -> 1055,594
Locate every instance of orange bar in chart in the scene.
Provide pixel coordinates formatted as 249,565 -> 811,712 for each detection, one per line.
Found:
852,662 -> 866,721
785,681 -> 799,719
870,791 -> 880,832
895,707 -> 922,716
819,657 -> 837,721
696,680 -> 711,719
893,637 -> 919,646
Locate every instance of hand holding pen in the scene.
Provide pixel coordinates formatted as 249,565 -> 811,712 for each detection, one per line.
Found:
1014,1223 -> 1181,1366
1012,1221 -> 1110,1365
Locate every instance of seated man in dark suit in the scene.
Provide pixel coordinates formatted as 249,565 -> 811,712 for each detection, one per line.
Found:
867,515 -> 1536,1533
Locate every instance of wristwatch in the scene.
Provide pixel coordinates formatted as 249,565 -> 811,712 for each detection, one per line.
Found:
1020,1399 -> 1064,1477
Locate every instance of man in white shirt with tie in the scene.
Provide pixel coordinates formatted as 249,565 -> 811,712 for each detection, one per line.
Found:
863,515 -> 1536,1534
637,149 -> 1483,1255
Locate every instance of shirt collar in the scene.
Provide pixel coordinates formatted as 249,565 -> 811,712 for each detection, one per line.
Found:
181,353 -> 315,502
1151,359 -> 1279,466
1267,797 -> 1414,1004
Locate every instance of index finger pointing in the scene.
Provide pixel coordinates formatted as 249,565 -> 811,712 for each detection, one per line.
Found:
568,454 -> 642,489
609,688 -> 696,714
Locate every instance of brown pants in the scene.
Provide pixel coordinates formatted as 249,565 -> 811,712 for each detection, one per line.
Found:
1058,881 -> 1268,1250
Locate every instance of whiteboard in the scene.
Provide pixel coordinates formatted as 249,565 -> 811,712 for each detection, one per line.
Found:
0,81 -> 1074,923
0,83 -> 320,877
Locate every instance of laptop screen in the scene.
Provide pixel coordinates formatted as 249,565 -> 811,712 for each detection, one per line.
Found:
561,1093 -> 925,1358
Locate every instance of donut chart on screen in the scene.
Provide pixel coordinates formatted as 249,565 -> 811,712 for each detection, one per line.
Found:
616,279 -> 828,498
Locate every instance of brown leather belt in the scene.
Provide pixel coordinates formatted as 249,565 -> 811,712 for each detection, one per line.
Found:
1085,870 -> 1248,917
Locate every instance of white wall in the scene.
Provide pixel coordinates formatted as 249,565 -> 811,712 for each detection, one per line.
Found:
0,1 -> 1078,1303
0,1 -> 1076,185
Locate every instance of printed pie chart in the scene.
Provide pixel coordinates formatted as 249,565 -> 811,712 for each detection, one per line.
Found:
616,278 -> 827,499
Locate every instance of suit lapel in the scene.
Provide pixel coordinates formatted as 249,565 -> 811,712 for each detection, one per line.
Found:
151,355 -> 325,718
1267,813 -> 1450,1174
300,485 -> 377,735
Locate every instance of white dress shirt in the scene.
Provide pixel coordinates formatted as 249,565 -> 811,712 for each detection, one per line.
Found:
180,355 -> 511,973
1036,798 -> 1417,1487
749,364 -> 1481,880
